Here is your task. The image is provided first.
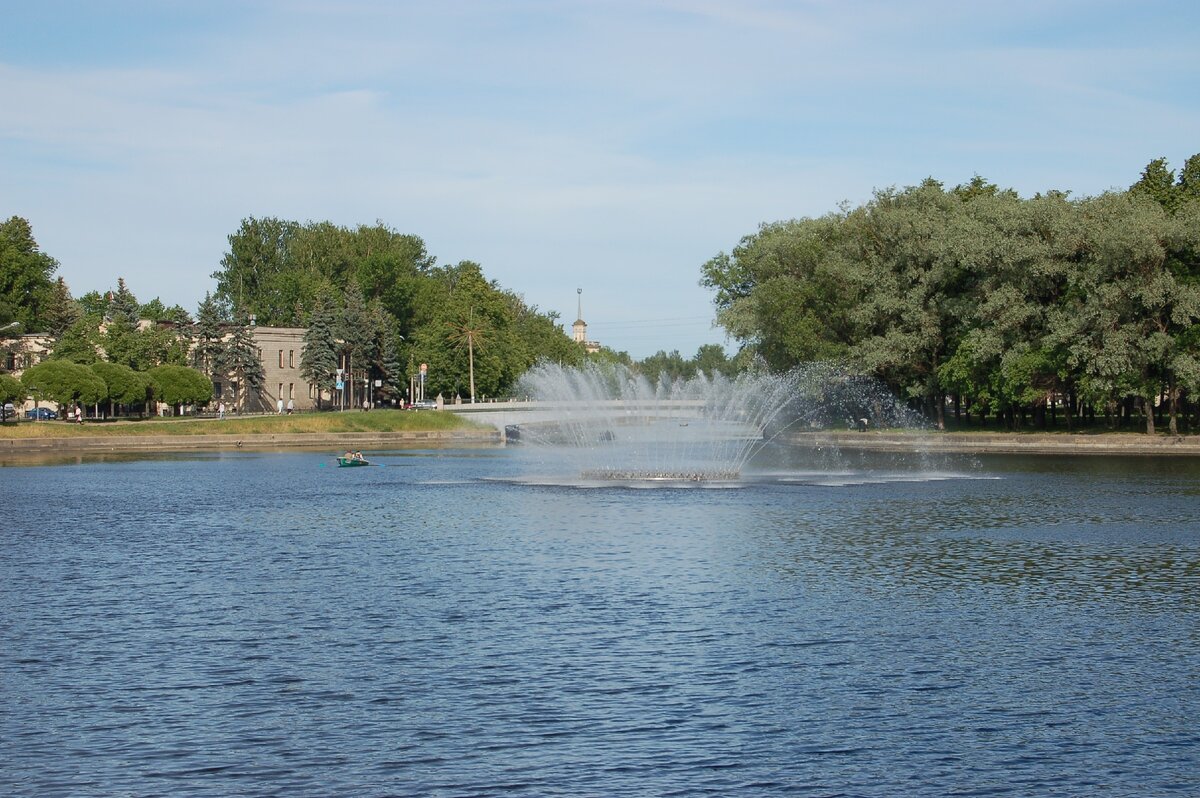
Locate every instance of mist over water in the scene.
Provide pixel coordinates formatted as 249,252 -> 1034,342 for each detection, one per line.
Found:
513,362 -> 924,484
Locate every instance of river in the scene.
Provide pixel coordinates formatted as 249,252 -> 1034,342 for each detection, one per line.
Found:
2,446 -> 1197,796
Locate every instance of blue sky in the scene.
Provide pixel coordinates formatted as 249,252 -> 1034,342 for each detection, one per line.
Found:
3,1 -> 1198,357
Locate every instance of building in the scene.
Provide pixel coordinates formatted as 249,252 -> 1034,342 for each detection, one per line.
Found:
570,288 -> 601,354
1,324 -> 326,415
221,326 -> 317,413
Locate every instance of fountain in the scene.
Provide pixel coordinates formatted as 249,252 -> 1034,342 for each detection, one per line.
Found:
512,361 -> 921,484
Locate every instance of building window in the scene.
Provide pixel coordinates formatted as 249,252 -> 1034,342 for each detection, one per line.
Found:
278,350 -> 284,368
289,383 -> 295,400
278,383 -> 284,400
213,382 -> 223,398
289,350 -> 295,368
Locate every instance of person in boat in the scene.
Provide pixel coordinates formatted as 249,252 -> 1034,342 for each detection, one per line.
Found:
344,450 -> 354,460
354,450 -> 365,461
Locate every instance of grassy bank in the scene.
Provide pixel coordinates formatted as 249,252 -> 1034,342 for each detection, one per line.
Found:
0,409 -> 473,439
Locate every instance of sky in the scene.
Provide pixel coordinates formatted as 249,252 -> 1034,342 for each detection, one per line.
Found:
2,1 -> 1198,358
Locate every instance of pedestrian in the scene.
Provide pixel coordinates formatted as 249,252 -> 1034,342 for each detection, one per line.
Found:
286,398 -> 294,414
276,398 -> 284,415
76,403 -> 84,424
218,401 -> 226,420
362,398 -> 370,412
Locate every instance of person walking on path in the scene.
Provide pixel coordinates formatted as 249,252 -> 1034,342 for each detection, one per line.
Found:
276,398 -> 284,415
218,401 -> 226,420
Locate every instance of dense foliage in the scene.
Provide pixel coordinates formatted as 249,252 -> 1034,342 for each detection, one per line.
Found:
212,219 -> 586,400
703,158 -> 1200,432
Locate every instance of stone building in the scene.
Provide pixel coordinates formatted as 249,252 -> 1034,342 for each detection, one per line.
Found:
570,288 -> 601,354
217,326 -> 318,413
1,324 -> 328,415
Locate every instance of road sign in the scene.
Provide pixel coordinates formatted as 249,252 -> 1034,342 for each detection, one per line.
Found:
336,380 -> 344,390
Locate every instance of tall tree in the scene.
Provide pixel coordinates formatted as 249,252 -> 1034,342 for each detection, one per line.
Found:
191,292 -> 228,379
222,311 -> 265,412
90,361 -> 152,417
212,217 -> 302,325
102,278 -> 141,368
51,315 -> 102,364
0,216 -> 58,331
44,277 -> 80,338
338,283 -> 373,408
300,291 -> 340,409
1131,157 -> 1179,214
448,307 -> 489,403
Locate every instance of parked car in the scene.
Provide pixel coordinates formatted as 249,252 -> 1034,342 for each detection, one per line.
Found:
25,407 -> 58,420
1,402 -> 14,422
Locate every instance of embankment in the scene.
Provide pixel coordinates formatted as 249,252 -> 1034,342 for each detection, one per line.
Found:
787,430 -> 1200,455
0,427 -> 500,454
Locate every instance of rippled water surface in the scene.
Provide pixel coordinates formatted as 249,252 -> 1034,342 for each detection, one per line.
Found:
2,447 -> 1198,796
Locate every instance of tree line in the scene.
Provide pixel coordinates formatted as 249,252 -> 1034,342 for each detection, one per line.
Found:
3,212 -> 740,415
702,156 -> 1200,433
0,257 -> 216,415
211,218 -> 591,403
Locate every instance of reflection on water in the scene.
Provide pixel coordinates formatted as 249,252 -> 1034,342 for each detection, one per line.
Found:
1,447 -> 1197,796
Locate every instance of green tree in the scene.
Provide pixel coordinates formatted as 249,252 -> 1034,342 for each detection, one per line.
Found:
300,290 -> 340,409
846,181 -> 982,428
0,216 -> 58,331
77,291 -> 108,318
701,215 -> 859,369
338,283 -> 374,408
212,217 -> 302,325
1131,157 -> 1179,214
636,350 -> 695,382
139,298 -> 192,325
21,360 -> 107,409
1047,192 -> 1198,433
44,277 -> 80,338
447,307 -> 489,403
0,373 -> 24,409
222,311 -> 265,412
90,361 -> 152,417
191,292 -> 228,379
102,278 -> 142,368
149,364 -> 213,414
51,315 -> 102,364
1178,154 -> 1200,206
693,343 -> 732,378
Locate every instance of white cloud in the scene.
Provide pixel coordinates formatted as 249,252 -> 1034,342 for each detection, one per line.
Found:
2,1 -> 1198,356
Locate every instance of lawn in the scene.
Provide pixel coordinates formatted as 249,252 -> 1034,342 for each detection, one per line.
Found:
0,409 -> 473,438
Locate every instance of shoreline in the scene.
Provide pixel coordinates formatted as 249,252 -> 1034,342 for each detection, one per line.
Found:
3,427 -> 1200,457
0,427 -> 501,454
786,430 -> 1200,456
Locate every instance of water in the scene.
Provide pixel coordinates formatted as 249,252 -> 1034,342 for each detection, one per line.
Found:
2,448 -> 1198,796
513,362 -> 921,482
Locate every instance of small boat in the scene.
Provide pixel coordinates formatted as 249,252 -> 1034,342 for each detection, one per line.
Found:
336,456 -> 370,467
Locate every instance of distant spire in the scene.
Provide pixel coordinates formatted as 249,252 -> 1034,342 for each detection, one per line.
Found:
577,287 -> 583,323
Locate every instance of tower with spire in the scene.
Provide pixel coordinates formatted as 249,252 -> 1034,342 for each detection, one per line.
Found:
570,288 -> 600,353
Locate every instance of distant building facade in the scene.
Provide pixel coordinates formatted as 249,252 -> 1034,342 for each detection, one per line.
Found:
1,325 -> 327,415
215,326 -> 318,413
570,288 -> 601,354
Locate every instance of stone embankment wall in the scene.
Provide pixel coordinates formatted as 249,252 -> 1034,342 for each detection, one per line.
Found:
0,428 -> 500,453
788,431 -> 1200,456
